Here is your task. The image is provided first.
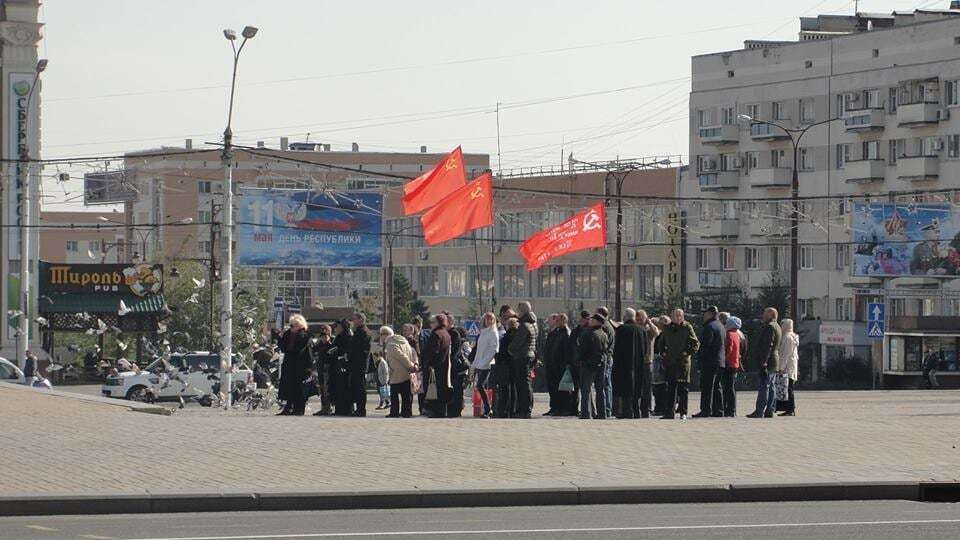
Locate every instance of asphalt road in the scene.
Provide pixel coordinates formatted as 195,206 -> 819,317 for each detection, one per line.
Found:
1,501 -> 959,540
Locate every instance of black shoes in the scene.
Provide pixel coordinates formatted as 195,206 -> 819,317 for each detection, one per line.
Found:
778,411 -> 796,416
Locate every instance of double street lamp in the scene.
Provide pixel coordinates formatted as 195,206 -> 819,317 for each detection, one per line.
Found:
220,25 -> 257,409
737,114 -> 839,320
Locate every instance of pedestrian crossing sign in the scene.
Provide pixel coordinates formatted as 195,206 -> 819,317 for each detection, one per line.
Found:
868,321 -> 884,339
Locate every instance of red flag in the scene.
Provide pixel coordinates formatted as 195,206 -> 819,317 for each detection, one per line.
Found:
420,172 -> 493,246
402,146 -> 467,215
519,203 -> 607,270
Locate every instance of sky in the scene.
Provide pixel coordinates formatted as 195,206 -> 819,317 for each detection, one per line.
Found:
38,0 -> 939,210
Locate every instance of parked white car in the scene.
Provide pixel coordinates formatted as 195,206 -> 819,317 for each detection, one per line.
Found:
101,352 -> 253,401
0,357 -> 25,384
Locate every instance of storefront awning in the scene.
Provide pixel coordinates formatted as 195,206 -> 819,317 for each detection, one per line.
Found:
40,293 -> 166,314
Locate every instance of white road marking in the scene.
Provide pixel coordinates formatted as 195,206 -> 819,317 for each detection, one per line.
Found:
25,524 -> 59,532
79,535 -> 116,539
126,518 -> 960,540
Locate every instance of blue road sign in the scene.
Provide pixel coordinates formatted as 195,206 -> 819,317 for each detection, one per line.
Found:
867,302 -> 885,340
463,320 -> 481,340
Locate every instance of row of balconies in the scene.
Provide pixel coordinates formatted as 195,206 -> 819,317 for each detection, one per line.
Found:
698,216 -> 790,240
698,154 -> 940,192
698,102 -> 948,146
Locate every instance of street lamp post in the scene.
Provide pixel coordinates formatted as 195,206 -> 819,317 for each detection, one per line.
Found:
738,114 -> 839,320
384,223 -> 421,327
220,26 -> 257,409
16,59 -> 47,371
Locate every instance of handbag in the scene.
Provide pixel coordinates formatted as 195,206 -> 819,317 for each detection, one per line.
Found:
409,371 -> 422,395
301,376 -> 319,399
774,372 -> 789,401
425,368 -> 438,400
558,367 -> 575,392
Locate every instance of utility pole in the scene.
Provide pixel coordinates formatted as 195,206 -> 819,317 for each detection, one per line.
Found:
220,25 -> 257,409
15,59 -> 47,371
209,199 -> 219,351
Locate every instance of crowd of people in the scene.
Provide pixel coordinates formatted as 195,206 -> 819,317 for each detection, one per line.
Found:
269,301 -> 801,420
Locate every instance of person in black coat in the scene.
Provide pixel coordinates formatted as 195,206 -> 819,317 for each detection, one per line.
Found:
612,308 -> 646,419
694,305 -> 725,418
447,326 -> 469,417
578,315 -> 609,419
330,319 -> 354,416
311,324 -> 334,416
422,313 -> 453,417
544,314 -> 570,416
348,313 -> 372,417
276,315 -> 314,416
493,317 -> 518,418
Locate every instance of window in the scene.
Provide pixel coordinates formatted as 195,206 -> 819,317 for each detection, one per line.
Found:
890,298 -> 906,317
835,298 -> 853,321
65,240 -> 79,253
862,140 -> 880,160
836,143 -> 850,169
744,103 -> 759,120
746,247 -> 760,270
500,265 -> 527,298
772,101 -> 787,120
696,248 -> 709,270
441,265 -> 466,297
889,139 -> 902,165
947,79 -> 960,106
898,79 -> 940,106
770,247 -> 784,271
800,246 -> 814,269
864,88 -> 881,109
800,99 -> 816,123
569,265 -> 597,299
799,298 -> 816,319
719,247 -> 735,270
417,266 -> 439,296
888,87 -> 898,112
745,151 -> 759,171
198,210 -> 213,224
872,49 -> 879,58
800,148 -> 814,170
605,266 -> 635,300
468,266 -> 494,298
197,240 -> 211,254
198,181 -> 212,194
536,266 -> 565,298
637,265 -> 663,300
949,135 -> 960,159
837,94 -> 848,116
88,240 -> 101,253
804,60 -> 813,69
835,244 -> 849,270
721,106 -> 736,125
697,109 -> 713,127
771,149 -> 787,168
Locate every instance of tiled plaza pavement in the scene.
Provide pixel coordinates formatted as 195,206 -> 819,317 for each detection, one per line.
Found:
1,385 -> 958,497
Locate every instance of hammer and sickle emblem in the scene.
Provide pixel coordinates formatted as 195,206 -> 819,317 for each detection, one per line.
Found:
470,186 -> 484,200
582,210 -> 601,232
445,157 -> 458,170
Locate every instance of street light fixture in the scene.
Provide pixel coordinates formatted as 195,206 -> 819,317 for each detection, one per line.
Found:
220,25 -> 257,409
738,114 -> 840,320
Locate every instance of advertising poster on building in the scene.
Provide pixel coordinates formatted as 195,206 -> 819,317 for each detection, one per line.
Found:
237,189 -> 383,268
852,203 -> 960,277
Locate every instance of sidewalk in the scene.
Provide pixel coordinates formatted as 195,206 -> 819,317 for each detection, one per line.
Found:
1,385 -> 958,515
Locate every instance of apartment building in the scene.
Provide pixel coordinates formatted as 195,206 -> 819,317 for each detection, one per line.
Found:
38,211 -> 128,263
684,5 -> 960,386
384,161 -> 680,321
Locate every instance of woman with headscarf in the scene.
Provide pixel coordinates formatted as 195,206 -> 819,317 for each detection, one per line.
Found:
276,314 -> 314,416
421,313 -> 453,417
778,318 -> 800,416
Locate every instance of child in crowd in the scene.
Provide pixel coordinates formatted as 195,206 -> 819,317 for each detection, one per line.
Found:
374,353 -> 391,410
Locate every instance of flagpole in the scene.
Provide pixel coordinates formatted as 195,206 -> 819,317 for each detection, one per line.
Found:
473,231 -> 484,315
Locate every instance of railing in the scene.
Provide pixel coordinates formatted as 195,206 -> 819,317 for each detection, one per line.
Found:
497,155 -> 685,179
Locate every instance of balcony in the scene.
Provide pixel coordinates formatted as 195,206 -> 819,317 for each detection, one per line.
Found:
698,270 -> 738,289
750,122 -> 790,141
698,124 -> 739,145
897,102 -> 940,127
700,218 -> 740,239
748,218 -> 789,238
748,167 -> 792,188
843,159 -> 886,184
843,108 -> 885,132
698,171 -> 740,191
897,155 -> 939,181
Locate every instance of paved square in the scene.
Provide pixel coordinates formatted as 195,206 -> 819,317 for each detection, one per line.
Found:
1,386 -> 958,497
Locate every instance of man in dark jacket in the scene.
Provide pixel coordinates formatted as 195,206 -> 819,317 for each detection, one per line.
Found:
566,310 -> 591,416
330,320 -> 353,416
748,307 -> 782,418
348,313 -> 372,417
543,313 -> 569,416
634,310 -> 660,418
660,308 -> 700,420
422,313 -> 453,417
596,306 -> 616,418
311,324 -> 334,416
578,314 -> 609,419
612,308 -> 646,419
694,305 -> 725,418
507,301 -> 538,419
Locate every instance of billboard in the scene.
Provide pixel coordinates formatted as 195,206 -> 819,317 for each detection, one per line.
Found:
852,203 -> 960,277
237,189 -> 383,268
39,262 -> 164,296
84,170 -> 140,205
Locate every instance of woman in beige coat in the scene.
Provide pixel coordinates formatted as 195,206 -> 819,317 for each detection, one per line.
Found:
381,326 -> 417,418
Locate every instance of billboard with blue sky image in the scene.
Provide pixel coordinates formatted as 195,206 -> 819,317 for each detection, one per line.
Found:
852,203 -> 960,277
238,189 -> 383,268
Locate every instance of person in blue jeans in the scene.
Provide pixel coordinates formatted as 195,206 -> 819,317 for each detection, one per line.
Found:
596,307 -> 616,418
748,307 -> 782,418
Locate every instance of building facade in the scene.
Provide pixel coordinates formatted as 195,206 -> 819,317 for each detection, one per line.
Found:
685,6 -> 960,385
0,0 -> 43,359
38,211 -> 128,264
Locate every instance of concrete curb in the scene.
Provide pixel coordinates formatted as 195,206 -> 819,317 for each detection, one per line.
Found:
1,481 -> 957,516
0,381 -> 171,416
